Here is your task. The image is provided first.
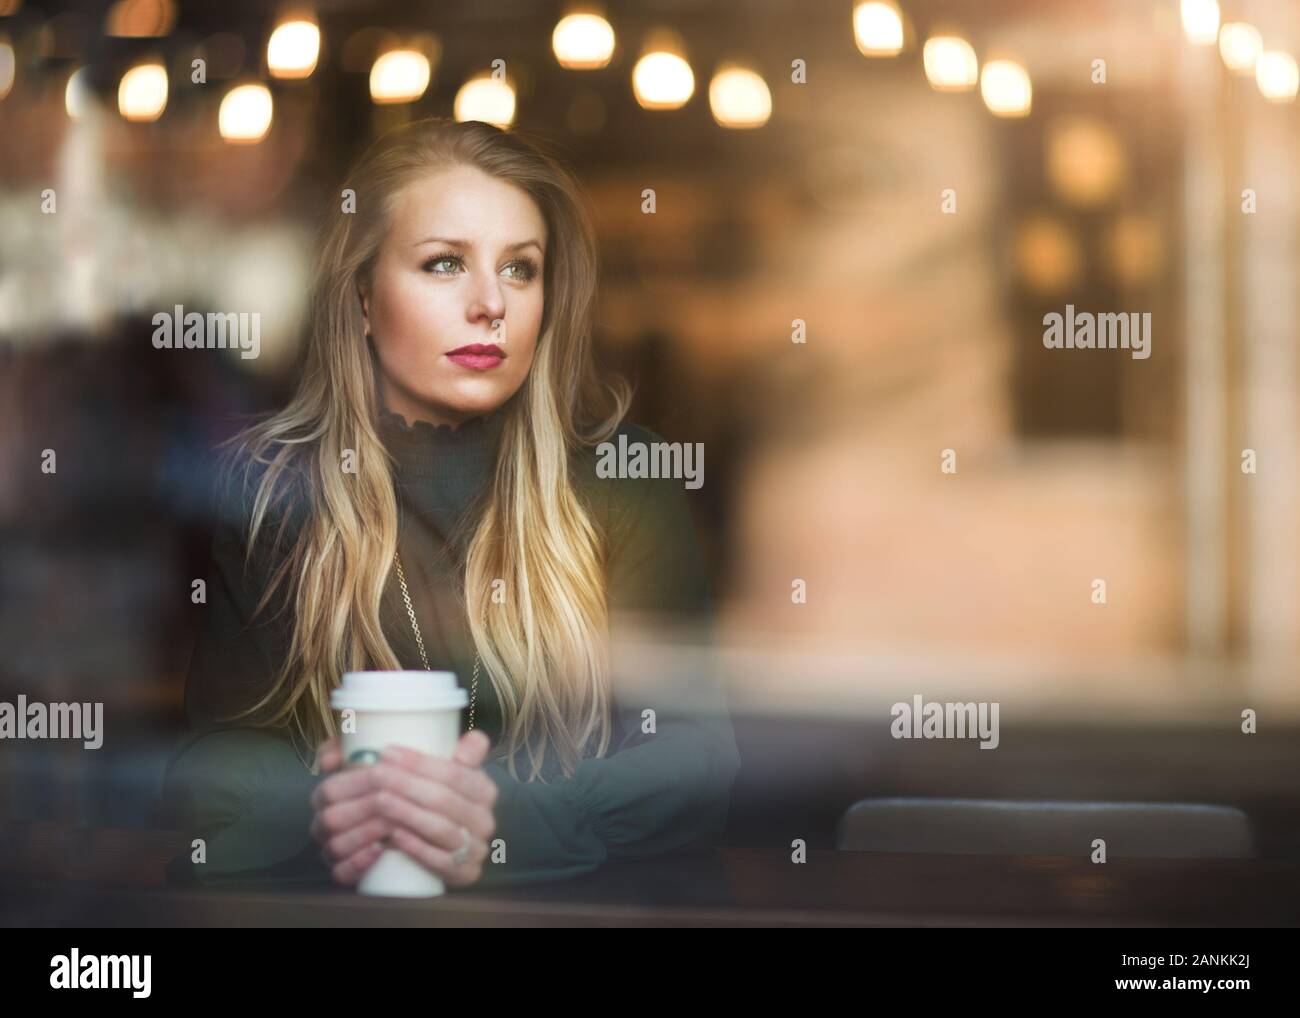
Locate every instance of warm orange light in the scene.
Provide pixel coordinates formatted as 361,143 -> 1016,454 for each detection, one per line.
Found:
552,12 -> 615,69
923,35 -> 977,92
219,83 -> 273,142
453,73 -> 516,127
370,49 -> 431,103
267,19 -> 320,79
118,61 -> 168,121
708,63 -> 771,128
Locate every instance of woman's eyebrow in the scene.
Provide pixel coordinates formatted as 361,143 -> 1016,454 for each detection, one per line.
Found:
412,236 -> 543,253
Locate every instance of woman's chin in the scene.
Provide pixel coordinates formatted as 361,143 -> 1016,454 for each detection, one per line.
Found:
395,367 -> 524,422
430,384 -> 515,420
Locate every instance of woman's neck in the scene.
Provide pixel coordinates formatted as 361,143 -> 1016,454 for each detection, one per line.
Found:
381,396 -> 478,432
378,373 -> 504,432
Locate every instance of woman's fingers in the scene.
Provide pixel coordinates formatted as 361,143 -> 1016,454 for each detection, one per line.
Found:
309,787 -> 386,848
329,841 -> 386,886
308,737 -> 498,889
388,827 -> 483,888
372,788 -> 488,858
309,764 -> 383,812
315,737 -> 342,774
452,730 -> 492,768
373,760 -> 495,843
311,796 -> 395,886
381,743 -> 498,813
322,815 -> 395,867
309,761 -> 487,845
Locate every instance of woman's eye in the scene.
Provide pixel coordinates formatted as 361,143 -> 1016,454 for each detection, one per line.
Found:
422,254 -> 538,280
423,254 -> 462,275
504,259 -> 539,282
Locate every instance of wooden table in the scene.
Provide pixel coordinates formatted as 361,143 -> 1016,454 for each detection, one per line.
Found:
3,822 -> 1298,927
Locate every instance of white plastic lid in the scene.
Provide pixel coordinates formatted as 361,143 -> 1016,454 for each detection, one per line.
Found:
330,670 -> 468,712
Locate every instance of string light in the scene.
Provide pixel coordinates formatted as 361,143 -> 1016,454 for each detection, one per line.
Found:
453,73 -> 516,127
708,63 -> 771,128
219,82 -> 274,142
1180,0 -> 1220,46
65,66 -> 92,119
104,0 -> 177,39
552,11 -> 615,69
370,48 -> 430,104
980,59 -> 1031,117
267,18 -> 320,79
1218,23 -> 1261,76
18,3 -> 1284,142
0,36 -> 13,101
923,35 -> 978,92
1256,50 -> 1299,103
853,1 -> 904,57
633,29 -> 694,109
118,61 -> 168,121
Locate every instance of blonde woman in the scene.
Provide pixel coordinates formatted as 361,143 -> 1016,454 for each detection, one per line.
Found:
162,117 -> 741,890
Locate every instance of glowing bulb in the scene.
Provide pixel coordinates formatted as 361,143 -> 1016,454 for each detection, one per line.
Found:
980,59 -> 1031,117
552,12 -> 615,69
1218,23 -> 1261,75
453,73 -> 516,127
118,61 -> 168,121
66,66 -> 92,118
708,64 -> 771,128
105,0 -> 177,39
267,19 -> 319,79
923,35 -> 977,92
0,38 -> 14,101
369,49 -> 430,103
632,51 -> 694,109
1256,50 -> 1299,103
1047,117 -> 1126,207
1180,0 -> 1220,46
219,83 -> 273,142
853,1 -> 904,57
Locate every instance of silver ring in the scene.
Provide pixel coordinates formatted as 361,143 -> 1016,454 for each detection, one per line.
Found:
451,826 -> 471,865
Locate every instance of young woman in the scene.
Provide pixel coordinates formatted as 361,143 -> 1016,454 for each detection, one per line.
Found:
162,117 -> 741,890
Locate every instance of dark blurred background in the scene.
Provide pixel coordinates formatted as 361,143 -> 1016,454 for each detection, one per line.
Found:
2,0 -> 1299,859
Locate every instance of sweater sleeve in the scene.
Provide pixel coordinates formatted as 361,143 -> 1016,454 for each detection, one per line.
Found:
475,432 -> 741,888
182,466 -> 298,735
161,463 -> 329,887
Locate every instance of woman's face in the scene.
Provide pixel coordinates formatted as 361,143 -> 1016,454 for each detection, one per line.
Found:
361,163 -> 547,429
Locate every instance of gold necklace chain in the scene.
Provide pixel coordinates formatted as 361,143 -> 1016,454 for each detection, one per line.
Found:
393,551 -> 478,731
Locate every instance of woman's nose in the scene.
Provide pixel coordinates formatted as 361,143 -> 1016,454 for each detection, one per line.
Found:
467,269 -> 507,324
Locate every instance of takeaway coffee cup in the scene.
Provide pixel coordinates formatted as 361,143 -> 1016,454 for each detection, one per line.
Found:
329,670 -> 468,897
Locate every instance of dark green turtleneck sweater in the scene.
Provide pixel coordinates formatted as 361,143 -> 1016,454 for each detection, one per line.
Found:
162,406 -> 741,890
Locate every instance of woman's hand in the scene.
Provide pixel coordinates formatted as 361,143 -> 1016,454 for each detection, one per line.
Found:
308,730 -> 498,888
372,730 -> 498,888
309,736 -> 393,885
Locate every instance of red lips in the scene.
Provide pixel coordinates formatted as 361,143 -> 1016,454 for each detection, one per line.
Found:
446,343 -> 505,358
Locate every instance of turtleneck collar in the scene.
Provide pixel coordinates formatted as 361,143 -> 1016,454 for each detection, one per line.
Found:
377,405 -> 507,479
377,404 -> 507,555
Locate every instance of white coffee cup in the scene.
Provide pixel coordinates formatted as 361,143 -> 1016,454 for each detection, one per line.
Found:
330,670 -> 468,897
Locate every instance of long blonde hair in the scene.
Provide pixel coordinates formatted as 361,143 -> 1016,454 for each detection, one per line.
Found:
216,118 -> 631,782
